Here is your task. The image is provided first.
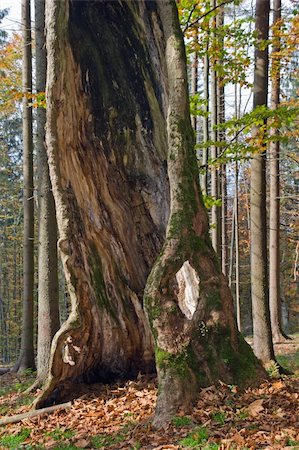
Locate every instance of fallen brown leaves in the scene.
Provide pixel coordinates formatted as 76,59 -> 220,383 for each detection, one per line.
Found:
0,343 -> 298,450
0,374 -> 298,449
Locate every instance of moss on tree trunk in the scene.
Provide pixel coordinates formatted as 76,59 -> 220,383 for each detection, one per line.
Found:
36,0 -> 265,420
144,0 -> 265,428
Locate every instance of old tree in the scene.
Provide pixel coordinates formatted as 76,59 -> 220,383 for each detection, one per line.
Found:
37,0 -> 264,426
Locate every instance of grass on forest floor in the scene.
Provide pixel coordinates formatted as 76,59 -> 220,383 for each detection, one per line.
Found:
0,337 -> 298,449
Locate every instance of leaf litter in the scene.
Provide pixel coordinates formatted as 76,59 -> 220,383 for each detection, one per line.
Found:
0,344 -> 298,449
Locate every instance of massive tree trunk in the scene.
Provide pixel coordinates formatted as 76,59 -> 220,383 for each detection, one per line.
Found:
36,0 -> 169,407
36,0 -> 264,418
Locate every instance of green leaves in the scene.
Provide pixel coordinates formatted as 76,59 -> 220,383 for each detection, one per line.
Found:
194,102 -> 299,167
202,194 -> 222,209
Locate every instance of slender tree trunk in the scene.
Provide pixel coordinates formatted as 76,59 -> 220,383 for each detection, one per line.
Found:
269,0 -> 289,343
234,161 -> 241,331
201,42 -> 209,196
210,3 -> 219,254
217,6 -> 227,275
13,0 -> 36,372
250,0 -> 274,363
191,35 -> 198,133
234,79 -> 241,332
34,0 -> 60,386
35,0 -> 264,417
228,202 -> 235,289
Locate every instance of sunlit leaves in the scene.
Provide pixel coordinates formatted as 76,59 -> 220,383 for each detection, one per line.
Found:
0,33 -> 22,115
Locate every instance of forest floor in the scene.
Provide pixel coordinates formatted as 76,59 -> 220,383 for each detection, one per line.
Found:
0,337 -> 298,450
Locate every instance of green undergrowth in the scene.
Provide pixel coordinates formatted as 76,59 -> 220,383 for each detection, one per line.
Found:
179,426 -> 220,449
172,415 -> 194,427
0,428 -> 31,449
91,421 -> 137,448
276,349 -> 299,374
0,371 -> 36,419
45,428 -> 75,441
211,411 -> 226,425
91,433 -> 126,448
0,372 -> 36,397
0,394 -> 35,416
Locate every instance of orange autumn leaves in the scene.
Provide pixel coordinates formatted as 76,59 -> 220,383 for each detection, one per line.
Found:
0,32 -> 46,116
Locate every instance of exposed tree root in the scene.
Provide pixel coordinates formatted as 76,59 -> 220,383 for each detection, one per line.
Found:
273,333 -> 293,344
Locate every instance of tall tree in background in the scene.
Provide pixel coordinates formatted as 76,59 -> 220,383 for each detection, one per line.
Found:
250,0 -> 274,363
34,0 -> 60,385
217,6 -> 227,275
13,0 -> 35,372
269,0 -> 290,343
0,16 -> 23,366
21,0 -> 35,372
210,0 -> 220,255
202,40 -> 209,196
35,0 -> 264,423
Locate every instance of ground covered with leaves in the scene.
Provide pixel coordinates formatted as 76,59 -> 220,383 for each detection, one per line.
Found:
0,339 -> 298,450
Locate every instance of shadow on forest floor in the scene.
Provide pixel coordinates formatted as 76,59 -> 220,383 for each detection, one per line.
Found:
0,336 -> 298,449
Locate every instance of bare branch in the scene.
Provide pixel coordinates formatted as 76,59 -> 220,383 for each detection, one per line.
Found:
183,0 -> 235,34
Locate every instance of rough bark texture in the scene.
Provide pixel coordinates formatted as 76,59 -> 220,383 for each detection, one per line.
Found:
14,0 -> 35,372
250,0 -> 275,362
36,0 -> 170,407
144,0 -> 264,428
36,0 -> 264,417
35,0 -> 60,386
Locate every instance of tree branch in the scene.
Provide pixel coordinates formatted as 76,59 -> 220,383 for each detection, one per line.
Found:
0,402 -> 72,426
198,123 -> 249,169
183,0 -> 235,34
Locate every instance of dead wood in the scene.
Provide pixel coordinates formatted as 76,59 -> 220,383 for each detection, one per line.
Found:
0,401 -> 72,426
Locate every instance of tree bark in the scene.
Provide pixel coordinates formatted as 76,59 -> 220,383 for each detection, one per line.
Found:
35,0 -> 60,386
144,0 -> 264,428
250,0 -> 275,363
191,35 -> 198,133
234,161 -> 241,332
36,0 -> 170,408
217,6 -> 227,275
234,78 -> 241,332
13,0 -> 35,372
269,0 -> 289,344
201,42 -> 209,196
36,0 -> 265,419
210,2 -> 219,255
